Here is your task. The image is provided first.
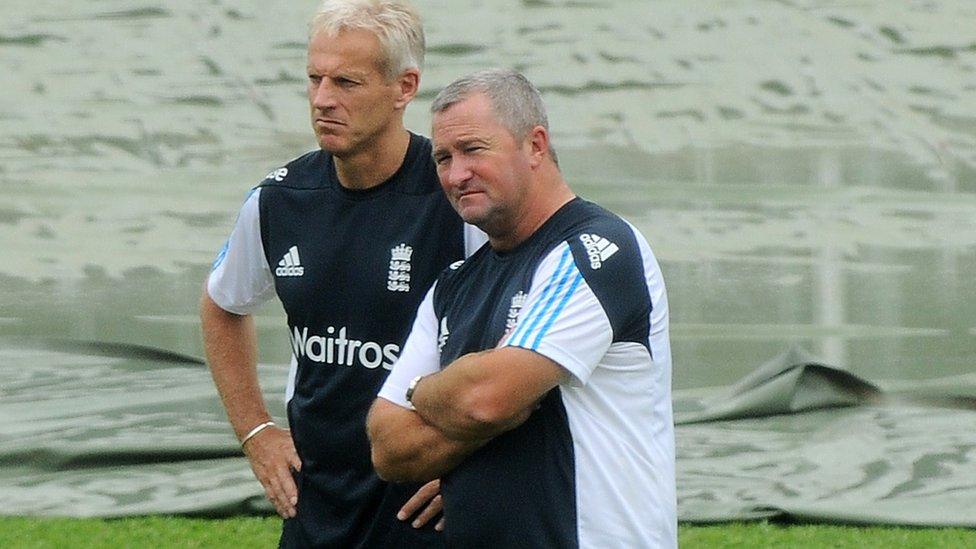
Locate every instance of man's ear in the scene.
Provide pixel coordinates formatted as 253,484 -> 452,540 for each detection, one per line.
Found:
525,125 -> 550,168
393,68 -> 420,109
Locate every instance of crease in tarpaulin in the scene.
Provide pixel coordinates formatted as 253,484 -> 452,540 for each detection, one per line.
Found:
676,346 -> 882,425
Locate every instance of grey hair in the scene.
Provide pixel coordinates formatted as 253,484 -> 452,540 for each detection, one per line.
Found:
309,0 -> 425,80
431,68 -> 558,165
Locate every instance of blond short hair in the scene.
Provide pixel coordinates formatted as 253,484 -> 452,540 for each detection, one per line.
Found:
309,0 -> 425,79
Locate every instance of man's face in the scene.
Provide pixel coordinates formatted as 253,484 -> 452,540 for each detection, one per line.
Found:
306,29 -> 405,157
432,93 -> 532,234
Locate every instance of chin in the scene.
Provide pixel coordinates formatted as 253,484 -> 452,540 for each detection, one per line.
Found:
458,207 -> 494,229
317,135 -> 349,155
459,213 -> 483,227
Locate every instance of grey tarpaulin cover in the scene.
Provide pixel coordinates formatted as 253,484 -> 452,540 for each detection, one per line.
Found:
2,339 -> 975,525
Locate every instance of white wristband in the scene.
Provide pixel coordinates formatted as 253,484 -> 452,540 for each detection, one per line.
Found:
240,421 -> 276,448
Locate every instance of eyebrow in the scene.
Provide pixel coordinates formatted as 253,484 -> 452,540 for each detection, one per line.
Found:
456,137 -> 488,147
305,66 -> 370,80
431,144 -> 449,158
335,70 -> 369,80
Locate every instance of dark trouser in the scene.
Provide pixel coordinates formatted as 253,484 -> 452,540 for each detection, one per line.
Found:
278,469 -> 444,549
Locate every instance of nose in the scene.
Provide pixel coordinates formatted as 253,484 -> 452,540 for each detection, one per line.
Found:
446,157 -> 473,188
310,80 -> 337,110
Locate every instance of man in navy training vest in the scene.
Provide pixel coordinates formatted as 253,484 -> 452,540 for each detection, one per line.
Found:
367,68 -> 678,548
200,1 -> 483,546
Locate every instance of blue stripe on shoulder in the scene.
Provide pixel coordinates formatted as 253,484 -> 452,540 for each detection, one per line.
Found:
507,247 -> 571,345
511,246 -> 574,347
529,268 -> 583,350
211,240 -> 229,271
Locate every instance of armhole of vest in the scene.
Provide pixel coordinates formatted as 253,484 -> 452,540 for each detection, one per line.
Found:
432,266 -> 458,319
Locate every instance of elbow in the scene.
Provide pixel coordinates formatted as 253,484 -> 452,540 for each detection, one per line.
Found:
371,450 -> 411,483
366,406 -> 435,483
369,445 -> 398,482
454,385 -> 528,436
370,444 -> 435,484
366,420 -> 396,481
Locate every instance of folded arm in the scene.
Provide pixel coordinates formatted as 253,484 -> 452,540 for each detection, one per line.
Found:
368,345 -> 567,482
367,398 -> 487,483
410,346 -> 568,440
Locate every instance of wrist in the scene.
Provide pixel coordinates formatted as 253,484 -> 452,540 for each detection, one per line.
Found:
405,375 -> 424,410
240,420 -> 276,448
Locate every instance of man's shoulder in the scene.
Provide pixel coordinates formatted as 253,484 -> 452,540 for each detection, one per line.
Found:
392,132 -> 440,196
430,245 -> 488,304
554,199 -> 654,290
256,149 -> 328,191
556,200 -> 658,342
548,199 -> 643,257
564,198 -> 629,232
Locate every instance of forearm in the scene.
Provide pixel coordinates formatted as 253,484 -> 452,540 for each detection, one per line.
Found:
411,350 -> 535,441
200,290 -> 273,440
367,399 -> 487,483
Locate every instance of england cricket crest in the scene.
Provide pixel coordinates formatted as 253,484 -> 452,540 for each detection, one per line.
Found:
506,291 -> 527,332
387,243 -> 413,292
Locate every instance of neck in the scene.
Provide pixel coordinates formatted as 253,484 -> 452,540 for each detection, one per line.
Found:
489,171 -> 576,252
334,125 -> 411,190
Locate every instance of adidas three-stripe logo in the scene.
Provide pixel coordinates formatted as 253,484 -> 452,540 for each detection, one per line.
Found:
276,246 -> 304,277
579,233 -> 618,269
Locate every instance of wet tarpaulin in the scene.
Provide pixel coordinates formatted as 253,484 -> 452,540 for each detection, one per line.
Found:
1,340 -> 975,525
675,348 -> 976,527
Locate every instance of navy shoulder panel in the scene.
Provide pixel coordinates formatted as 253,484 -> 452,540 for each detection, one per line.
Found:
564,201 -> 651,346
256,149 -> 329,191
255,133 -> 437,196
431,251 -> 480,317
388,133 -> 440,196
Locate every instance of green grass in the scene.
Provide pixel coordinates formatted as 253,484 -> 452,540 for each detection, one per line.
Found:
1,517 -> 975,548
680,522 -> 976,548
0,517 -> 281,549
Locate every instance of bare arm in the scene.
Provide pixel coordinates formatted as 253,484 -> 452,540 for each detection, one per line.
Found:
200,288 -> 301,518
367,398 -> 487,483
411,347 -> 569,441
368,346 -> 568,482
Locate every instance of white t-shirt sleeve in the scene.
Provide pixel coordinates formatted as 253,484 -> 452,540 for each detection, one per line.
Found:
206,188 -> 276,315
501,243 -> 612,387
464,223 -> 488,257
378,283 -> 442,408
